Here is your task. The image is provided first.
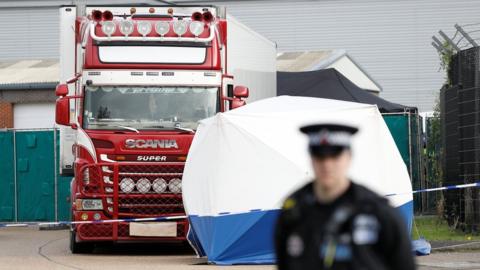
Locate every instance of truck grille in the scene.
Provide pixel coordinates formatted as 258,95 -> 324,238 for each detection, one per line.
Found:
76,162 -> 188,241
115,164 -> 185,217
79,162 -> 186,218
118,195 -> 184,217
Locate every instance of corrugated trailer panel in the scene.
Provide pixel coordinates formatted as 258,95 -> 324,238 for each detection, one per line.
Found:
227,15 -> 277,103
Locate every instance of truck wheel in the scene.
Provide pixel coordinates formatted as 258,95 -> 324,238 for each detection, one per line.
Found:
70,230 -> 94,254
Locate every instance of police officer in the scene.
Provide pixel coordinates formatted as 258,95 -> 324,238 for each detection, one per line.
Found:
275,124 -> 415,270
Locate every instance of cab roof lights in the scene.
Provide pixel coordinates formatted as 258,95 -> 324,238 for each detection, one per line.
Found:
102,10 -> 113,21
90,19 -> 215,42
91,10 -> 102,22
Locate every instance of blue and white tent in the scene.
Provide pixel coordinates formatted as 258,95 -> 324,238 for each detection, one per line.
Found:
183,96 -> 413,265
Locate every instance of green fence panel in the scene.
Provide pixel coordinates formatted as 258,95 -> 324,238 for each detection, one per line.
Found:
383,114 -> 424,213
15,130 -> 55,221
0,131 -> 15,221
57,176 -> 71,221
56,130 -> 71,221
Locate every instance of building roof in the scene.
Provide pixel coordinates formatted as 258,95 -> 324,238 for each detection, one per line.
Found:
277,50 -> 382,93
0,59 -> 59,90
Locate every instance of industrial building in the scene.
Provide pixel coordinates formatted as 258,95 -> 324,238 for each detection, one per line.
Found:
1,0 -> 479,114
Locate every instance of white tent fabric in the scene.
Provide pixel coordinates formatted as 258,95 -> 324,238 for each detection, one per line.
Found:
183,96 -> 413,264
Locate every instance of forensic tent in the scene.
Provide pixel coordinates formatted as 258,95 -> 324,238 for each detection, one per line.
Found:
278,69 -> 422,203
277,69 -> 416,113
183,96 -> 413,265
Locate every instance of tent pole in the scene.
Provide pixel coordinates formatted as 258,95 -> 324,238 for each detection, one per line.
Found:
54,128 -> 58,222
408,113 -> 413,180
13,130 -> 18,222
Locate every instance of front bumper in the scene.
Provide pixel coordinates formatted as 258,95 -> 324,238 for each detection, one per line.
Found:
74,218 -> 189,242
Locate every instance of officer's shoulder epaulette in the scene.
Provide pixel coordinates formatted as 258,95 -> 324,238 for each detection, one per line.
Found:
281,182 -> 314,211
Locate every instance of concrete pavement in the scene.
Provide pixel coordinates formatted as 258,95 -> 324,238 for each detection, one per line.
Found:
0,227 -> 479,270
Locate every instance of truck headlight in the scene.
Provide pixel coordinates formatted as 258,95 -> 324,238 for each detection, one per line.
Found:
103,176 -> 113,184
189,21 -> 204,37
173,20 -> 187,36
152,178 -> 167,193
101,21 -> 116,37
155,21 -> 170,36
136,178 -> 151,193
120,178 -> 135,193
119,20 -> 134,36
83,168 -> 90,184
137,21 -> 152,36
168,178 -> 182,194
80,199 -> 103,210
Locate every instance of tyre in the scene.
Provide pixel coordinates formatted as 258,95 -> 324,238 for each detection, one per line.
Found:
70,229 -> 94,254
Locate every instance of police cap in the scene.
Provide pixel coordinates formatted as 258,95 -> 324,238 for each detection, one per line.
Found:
300,123 -> 358,157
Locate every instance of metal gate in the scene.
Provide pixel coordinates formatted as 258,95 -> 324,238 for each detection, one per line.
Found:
0,128 -> 70,222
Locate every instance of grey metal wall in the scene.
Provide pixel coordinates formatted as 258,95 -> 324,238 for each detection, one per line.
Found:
202,0 -> 477,112
0,6 -> 59,60
1,0 -> 478,111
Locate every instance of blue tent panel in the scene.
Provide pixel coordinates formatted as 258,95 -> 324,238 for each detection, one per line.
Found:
188,209 -> 280,264
188,200 -> 413,265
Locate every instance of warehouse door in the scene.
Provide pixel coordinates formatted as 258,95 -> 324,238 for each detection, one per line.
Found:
13,103 -> 55,129
15,130 -> 56,221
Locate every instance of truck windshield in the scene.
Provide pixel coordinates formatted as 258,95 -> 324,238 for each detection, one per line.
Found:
83,86 -> 219,131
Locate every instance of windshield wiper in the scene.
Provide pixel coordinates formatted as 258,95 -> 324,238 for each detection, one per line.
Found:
114,125 -> 140,133
94,124 -> 140,133
174,126 -> 195,134
91,123 -> 140,133
141,125 -> 195,134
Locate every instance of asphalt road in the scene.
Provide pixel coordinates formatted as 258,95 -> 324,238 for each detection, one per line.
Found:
0,227 -> 479,270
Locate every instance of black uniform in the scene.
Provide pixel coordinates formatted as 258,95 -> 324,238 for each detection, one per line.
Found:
275,181 -> 416,270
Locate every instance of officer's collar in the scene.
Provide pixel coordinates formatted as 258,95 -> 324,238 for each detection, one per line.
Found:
306,180 -> 358,205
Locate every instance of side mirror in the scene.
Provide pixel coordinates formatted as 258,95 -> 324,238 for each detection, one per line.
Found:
56,84 -> 69,97
230,99 -> 246,110
233,85 -> 249,98
56,97 -> 70,126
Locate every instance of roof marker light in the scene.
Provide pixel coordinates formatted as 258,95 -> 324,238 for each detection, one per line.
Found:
102,10 -> 113,21
173,20 -> 187,36
149,7 -> 155,13
137,21 -> 152,37
189,21 -> 204,37
101,21 -> 116,37
119,20 -> 134,36
202,11 -> 214,23
191,12 -> 202,21
92,10 -> 102,22
155,21 -> 170,36
130,7 -> 136,14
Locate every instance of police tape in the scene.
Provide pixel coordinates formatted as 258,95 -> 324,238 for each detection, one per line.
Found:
0,215 -> 187,228
2,182 -> 480,229
385,182 -> 480,197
